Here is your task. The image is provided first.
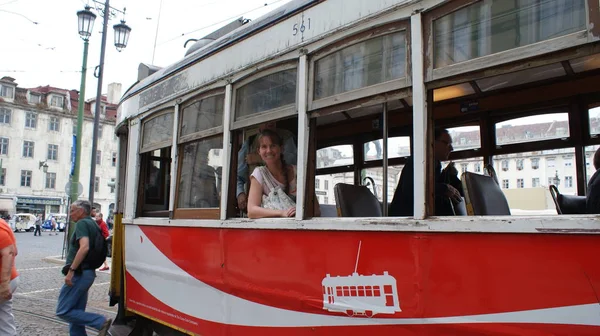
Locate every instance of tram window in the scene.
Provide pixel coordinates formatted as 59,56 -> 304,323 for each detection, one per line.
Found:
373,287 -> 381,297
493,148 -> 578,215
495,113 -> 570,146
443,157 -> 484,176
447,126 -> 480,151
141,112 -> 173,151
361,166 -> 403,204
175,93 -> 225,218
363,136 -> 410,161
139,148 -> 171,215
365,286 -> 372,297
350,286 -> 357,296
317,145 -> 353,168
433,0 -> 586,68
314,31 -> 406,100
336,287 -> 342,296
358,286 -> 365,296
343,287 -> 350,296
235,68 -> 297,120
589,105 -> 600,136
315,172 -> 354,206
585,145 -> 600,184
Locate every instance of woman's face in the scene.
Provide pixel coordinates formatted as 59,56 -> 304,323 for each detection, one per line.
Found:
258,136 -> 282,164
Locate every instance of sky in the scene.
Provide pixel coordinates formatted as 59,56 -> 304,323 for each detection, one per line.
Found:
0,0 -> 293,100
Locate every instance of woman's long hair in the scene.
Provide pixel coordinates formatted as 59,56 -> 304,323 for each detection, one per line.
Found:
256,129 -> 288,194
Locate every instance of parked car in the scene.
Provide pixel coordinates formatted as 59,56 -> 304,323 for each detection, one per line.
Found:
8,213 -> 36,232
42,214 -> 67,232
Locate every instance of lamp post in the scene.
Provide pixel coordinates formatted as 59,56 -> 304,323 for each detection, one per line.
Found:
88,0 -> 131,205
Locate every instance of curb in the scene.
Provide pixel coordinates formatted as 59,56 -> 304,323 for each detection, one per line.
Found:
42,256 -> 66,265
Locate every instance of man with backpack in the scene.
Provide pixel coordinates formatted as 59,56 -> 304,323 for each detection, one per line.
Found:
55,200 -> 111,336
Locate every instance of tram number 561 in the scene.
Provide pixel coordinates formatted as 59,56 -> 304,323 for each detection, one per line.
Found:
292,18 -> 311,36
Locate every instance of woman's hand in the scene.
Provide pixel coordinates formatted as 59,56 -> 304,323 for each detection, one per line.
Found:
281,207 -> 296,217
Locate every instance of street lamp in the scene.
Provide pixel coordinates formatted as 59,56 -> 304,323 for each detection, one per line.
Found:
38,161 -> 48,173
88,1 -> 132,205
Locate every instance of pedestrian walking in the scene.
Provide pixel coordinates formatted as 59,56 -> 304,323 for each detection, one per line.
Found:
95,213 -> 110,271
33,214 -> 42,236
0,219 -> 19,336
55,200 -> 112,336
50,216 -> 58,236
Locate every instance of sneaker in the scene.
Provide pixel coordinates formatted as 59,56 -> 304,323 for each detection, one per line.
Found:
98,318 -> 112,336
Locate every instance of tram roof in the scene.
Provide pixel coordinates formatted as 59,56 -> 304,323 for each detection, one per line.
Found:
122,0 -> 317,102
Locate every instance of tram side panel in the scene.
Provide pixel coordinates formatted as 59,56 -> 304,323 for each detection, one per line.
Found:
123,224 -> 600,335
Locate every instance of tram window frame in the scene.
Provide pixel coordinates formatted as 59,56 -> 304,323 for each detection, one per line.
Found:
137,110 -> 175,217
231,63 -> 298,131
174,90 -> 225,220
423,0 -> 592,82
308,21 -> 411,111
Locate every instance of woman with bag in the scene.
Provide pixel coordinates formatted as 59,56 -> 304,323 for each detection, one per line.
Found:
247,129 -> 320,218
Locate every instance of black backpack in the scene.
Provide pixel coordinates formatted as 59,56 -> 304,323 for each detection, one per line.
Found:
81,222 -> 108,270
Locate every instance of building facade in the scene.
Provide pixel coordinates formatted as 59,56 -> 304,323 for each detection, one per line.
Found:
0,76 -> 120,218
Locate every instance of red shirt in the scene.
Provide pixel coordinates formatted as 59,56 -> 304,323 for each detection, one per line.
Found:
0,220 -> 18,280
96,218 -> 110,239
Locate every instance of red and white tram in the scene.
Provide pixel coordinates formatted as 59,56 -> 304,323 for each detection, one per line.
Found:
108,0 -> 600,335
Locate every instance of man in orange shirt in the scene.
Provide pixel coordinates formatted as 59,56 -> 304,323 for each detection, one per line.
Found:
0,219 -> 19,336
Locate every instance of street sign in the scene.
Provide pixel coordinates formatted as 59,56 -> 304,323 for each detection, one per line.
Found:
65,181 -> 84,196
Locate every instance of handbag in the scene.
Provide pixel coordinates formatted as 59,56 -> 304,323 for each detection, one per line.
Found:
258,166 -> 296,211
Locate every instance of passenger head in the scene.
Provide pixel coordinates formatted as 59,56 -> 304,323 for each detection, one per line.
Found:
71,200 -> 92,222
97,212 -> 103,219
434,128 -> 453,161
594,147 -> 600,170
91,207 -> 97,217
256,129 -> 284,165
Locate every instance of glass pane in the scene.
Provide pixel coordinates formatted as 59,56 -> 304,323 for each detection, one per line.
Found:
589,105 -> 600,136
448,126 -> 481,151
493,148 -> 578,215
142,113 -> 173,149
143,148 -> 171,210
476,63 -> 565,92
434,0 -> 586,68
363,137 -> 410,161
180,94 -> 224,136
495,113 -> 569,146
317,145 -> 353,168
177,136 -> 223,208
315,172 -> 355,205
443,157 -> 484,175
314,32 -> 406,99
585,145 -> 600,187
361,165 -> 404,204
235,69 -> 297,119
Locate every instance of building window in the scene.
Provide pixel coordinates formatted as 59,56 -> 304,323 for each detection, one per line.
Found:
532,177 -> 540,187
565,176 -> 573,188
564,158 -> 573,167
49,116 -> 60,132
94,176 -> 100,192
0,85 -> 14,99
516,159 -> 524,171
501,160 -> 509,171
474,163 -> 481,173
0,108 -> 10,124
316,178 -> 320,189
25,112 -> 37,129
22,141 -> 34,158
0,168 -> 5,186
0,138 -> 8,155
547,158 -> 555,168
96,150 -> 101,165
531,158 -> 540,170
110,178 -> 116,193
28,93 -> 41,104
461,163 -> 468,173
47,144 -> 58,160
549,177 -> 559,186
20,170 -> 32,187
324,196 -> 328,204
502,179 -> 509,189
112,152 -> 117,167
98,124 -> 103,138
45,172 -> 56,189
50,95 -> 64,108
517,178 -> 524,188
324,180 -> 329,190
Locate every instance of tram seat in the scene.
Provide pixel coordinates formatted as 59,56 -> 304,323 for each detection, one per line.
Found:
334,183 -> 382,217
319,204 -> 338,217
549,185 -> 586,214
461,172 -> 511,215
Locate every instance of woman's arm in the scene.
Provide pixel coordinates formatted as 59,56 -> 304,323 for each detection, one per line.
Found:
247,176 -> 289,219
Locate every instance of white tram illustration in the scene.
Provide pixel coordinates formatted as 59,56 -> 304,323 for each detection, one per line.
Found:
321,242 -> 401,317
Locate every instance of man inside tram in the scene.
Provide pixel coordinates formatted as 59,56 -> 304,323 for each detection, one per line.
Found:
586,147 -> 600,213
236,122 -> 297,212
389,129 -> 463,216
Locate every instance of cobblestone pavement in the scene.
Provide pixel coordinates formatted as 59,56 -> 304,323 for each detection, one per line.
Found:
12,230 -> 117,335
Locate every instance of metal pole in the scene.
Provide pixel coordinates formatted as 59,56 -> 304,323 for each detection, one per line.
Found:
382,102 -> 388,216
68,38 -> 89,241
89,0 -> 110,205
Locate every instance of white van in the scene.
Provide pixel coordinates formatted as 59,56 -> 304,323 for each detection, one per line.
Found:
8,214 -> 37,232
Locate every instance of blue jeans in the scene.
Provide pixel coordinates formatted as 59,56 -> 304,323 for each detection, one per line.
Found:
56,269 -> 106,336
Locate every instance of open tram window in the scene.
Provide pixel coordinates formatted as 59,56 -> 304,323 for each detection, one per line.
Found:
175,92 -> 225,219
315,144 -> 354,210
138,110 -> 174,217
